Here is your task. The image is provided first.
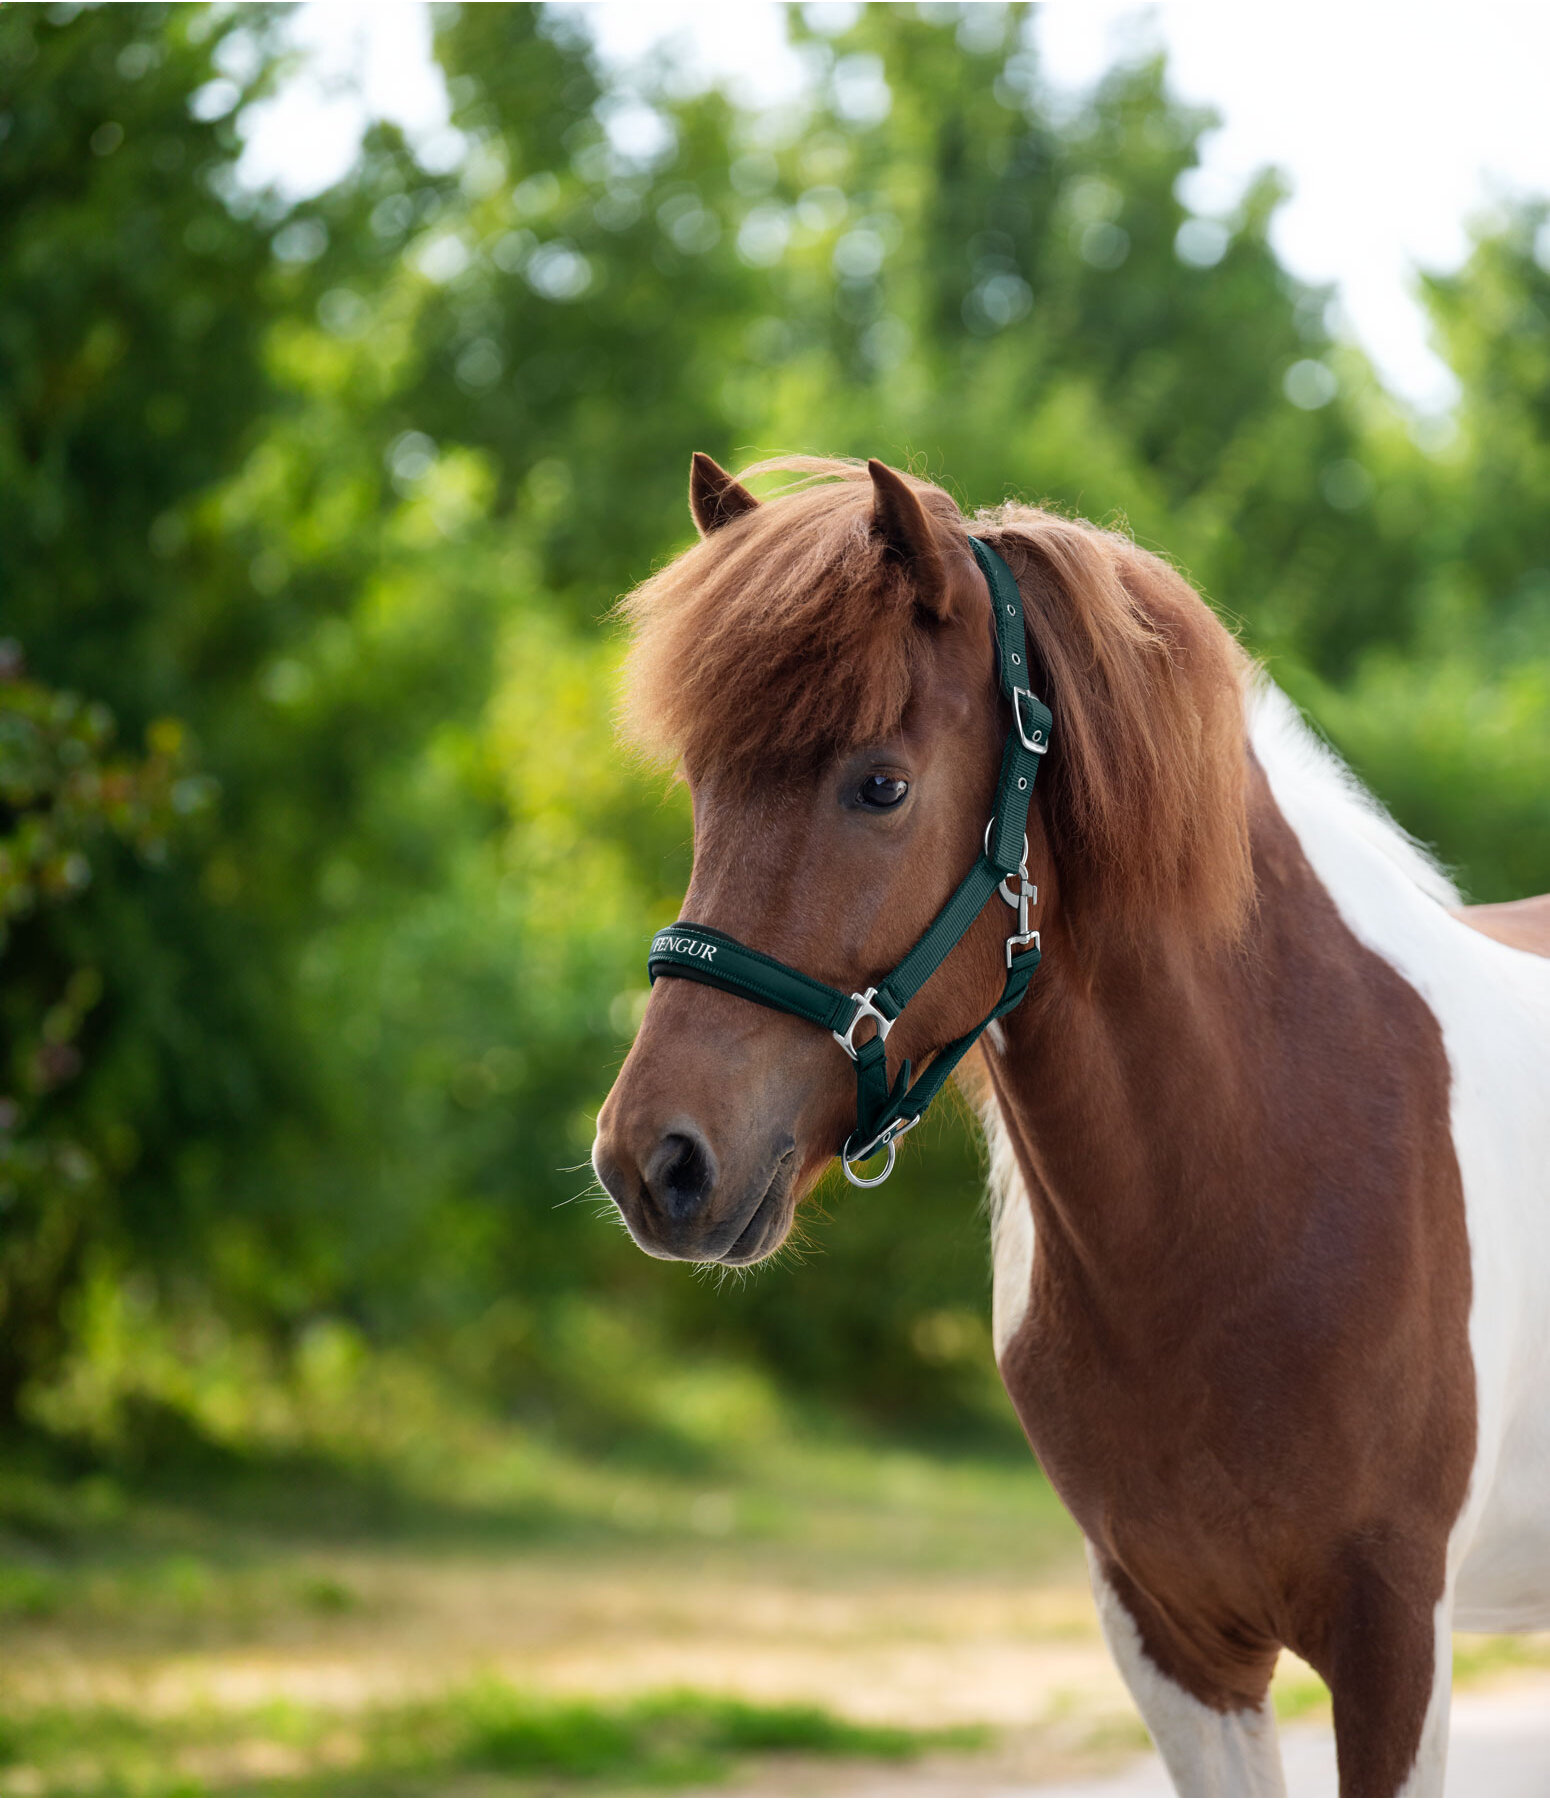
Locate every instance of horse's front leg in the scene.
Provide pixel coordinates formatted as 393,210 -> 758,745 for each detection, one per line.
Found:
1317,1563 -> 1454,1798
1087,1546 -> 1287,1797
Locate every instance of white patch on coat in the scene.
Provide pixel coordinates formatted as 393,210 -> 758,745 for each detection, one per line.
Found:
1249,679 -> 1550,1630
1397,1584 -> 1455,1797
1088,1545 -> 1288,1797
980,1094 -> 1034,1362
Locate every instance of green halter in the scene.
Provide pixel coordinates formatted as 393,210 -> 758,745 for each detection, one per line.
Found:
647,537 -> 1052,1187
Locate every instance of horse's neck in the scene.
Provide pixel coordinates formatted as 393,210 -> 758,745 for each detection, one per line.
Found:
989,937 -> 1264,1305
986,763 -> 1369,1334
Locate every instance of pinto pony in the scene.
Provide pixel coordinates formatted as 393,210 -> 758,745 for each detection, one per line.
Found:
592,455 -> 1550,1797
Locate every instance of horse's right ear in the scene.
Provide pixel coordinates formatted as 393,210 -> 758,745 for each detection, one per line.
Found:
689,452 -> 760,537
867,459 -> 950,617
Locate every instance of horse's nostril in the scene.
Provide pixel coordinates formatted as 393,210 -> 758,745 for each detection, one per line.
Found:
645,1127 -> 718,1221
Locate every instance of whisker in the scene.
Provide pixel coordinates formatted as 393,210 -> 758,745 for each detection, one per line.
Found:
555,1180 -> 608,1209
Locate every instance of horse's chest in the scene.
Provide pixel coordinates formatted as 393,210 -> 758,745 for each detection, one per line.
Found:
998,1236 -> 1475,1651
998,1320 -> 1278,1579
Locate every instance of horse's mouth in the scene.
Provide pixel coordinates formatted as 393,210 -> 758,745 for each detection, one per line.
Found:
708,1148 -> 797,1265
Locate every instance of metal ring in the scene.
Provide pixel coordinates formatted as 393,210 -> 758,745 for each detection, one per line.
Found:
983,820 -> 1030,866
985,822 -> 1030,901
841,1140 -> 897,1188
842,1115 -> 919,1187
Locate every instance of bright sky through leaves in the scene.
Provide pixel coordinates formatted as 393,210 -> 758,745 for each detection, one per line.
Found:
236,1 -> 1550,416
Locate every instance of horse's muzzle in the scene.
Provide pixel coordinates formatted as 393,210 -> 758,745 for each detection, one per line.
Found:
593,1117 -> 797,1264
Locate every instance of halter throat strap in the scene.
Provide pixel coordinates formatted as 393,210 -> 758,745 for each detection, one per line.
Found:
646,535 -> 1052,1187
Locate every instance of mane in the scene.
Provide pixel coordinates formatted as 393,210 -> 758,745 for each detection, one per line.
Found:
618,459 -> 1256,957
972,501 -> 1254,955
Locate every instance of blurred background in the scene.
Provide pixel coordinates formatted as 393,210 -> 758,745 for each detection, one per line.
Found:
3,3 -> 1550,1792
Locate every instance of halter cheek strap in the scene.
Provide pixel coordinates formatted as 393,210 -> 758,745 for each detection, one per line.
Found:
646,536 -> 1052,1187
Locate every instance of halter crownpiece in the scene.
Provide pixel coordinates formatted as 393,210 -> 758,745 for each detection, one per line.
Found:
646,536 -> 1052,1187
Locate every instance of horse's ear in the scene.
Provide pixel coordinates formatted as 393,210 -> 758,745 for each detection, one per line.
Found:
689,452 -> 760,536
867,459 -> 949,616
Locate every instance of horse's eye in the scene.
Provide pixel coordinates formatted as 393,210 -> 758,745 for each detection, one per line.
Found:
858,773 -> 909,810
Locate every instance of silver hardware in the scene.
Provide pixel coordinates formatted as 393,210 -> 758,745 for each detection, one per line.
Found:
1012,687 -> 1048,754
832,986 -> 893,1060
999,867 -> 1037,910
999,854 -> 1040,966
842,1113 -> 920,1188
844,1140 -> 896,1186
1006,925 -> 1040,967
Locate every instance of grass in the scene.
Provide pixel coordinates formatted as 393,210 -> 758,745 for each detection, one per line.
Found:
0,1682 -> 986,1797
1453,1632 -> 1550,1684
1263,1631 -> 1550,1734
5,1286 -> 1078,1589
0,1363 -> 1077,1795
1271,1662 -> 1333,1724
4,1322 -> 1547,1798
0,1442 -> 1080,1651
0,1362 -> 1083,1649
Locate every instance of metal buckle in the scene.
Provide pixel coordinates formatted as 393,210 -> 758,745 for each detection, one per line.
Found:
841,1113 -> 920,1188
832,987 -> 894,1061
1013,687 -> 1048,754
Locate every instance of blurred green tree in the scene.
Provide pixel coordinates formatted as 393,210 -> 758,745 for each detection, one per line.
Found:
1291,198 -> 1550,905
0,643 -> 194,1413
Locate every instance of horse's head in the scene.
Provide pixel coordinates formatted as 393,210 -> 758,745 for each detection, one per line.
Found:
593,456 -> 1251,1264
593,457 -> 1021,1262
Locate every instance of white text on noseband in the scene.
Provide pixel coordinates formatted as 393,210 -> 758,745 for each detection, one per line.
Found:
652,935 -> 718,962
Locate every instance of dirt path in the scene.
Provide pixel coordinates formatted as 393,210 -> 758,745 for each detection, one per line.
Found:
712,1676 -> 1550,1796
1023,1676 -> 1550,1798
7,1544 -> 1549,1795
10,1550 -> 1132,1728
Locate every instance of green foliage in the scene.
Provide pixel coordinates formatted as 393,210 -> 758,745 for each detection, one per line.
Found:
0,1681 -> 970,1796
0,646 -> 204,1411
0,2 -> 1548,1447
0,648 -> 192,948
444,1684 -> 958,1788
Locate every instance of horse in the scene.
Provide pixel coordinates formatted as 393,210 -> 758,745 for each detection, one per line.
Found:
591,453 -> 1550,1797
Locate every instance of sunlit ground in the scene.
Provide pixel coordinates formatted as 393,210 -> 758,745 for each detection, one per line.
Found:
3,1351 -> 1547,1797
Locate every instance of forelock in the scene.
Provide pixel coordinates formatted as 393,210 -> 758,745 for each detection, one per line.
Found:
617,460 -> 960,783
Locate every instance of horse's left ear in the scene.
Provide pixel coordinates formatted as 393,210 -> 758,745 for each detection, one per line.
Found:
867,459 -> 949,616
690,452 -> 760,537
